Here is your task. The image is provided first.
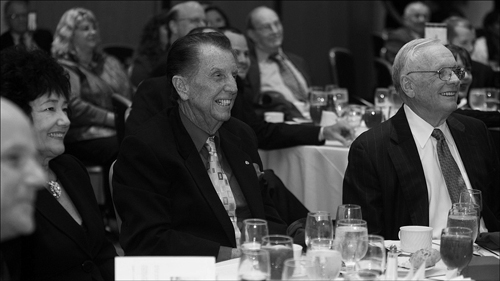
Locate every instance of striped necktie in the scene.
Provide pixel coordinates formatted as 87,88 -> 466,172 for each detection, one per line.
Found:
204,136 -> 241,243
431,129 -> 467,203
270,53 -> 308,102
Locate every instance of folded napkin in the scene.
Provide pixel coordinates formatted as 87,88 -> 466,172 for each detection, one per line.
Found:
476,232 -> 500,250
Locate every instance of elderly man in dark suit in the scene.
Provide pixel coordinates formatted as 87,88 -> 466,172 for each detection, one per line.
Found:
0,0 -> 52,54
113,32 -> 287,262
343,38 -> 500,240
245,6 -> 311,119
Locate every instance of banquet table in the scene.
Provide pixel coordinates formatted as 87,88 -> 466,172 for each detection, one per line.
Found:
258,140 -> 350,217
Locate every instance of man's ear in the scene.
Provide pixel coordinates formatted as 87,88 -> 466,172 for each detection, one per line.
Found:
401,75 -> 415,98
172,75 -> 189,101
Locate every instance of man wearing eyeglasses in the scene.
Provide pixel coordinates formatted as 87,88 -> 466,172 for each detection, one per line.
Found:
343,38 -> 500,240
0,0 -> 52,54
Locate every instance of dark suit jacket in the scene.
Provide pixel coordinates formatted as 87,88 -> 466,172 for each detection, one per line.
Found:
246,46 -> 312,105
2,154 -> 116,281
0,29 -> 53,54
125,76 -> 323,150
470,60 -> 498,89
113,107 -> 287,257
343,107 -> 500,240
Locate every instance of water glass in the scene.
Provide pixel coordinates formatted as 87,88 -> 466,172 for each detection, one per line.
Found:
485,88 -> 499,111
335,219 -> 368,273
440,227 -> 473,277
336,204 -> 362,227
449,203 -> 479,242
307,238 -> 342,280
305,211 -> 334,249
469,88 -> 487,110
262,235 -> 294,280
374,88 -> 391,121
309,90 -> 327,126
331,88 -> 349,104
355,234 -> 386,278
282,258 -> 318,280
459,189 -> 482,212
238,249 -> 271,281
362,106 -> 384,129
240,218 -> 269,250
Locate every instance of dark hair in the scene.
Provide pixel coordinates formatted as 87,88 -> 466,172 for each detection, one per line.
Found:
136,10 -> 174,66
445,44 -> 472,71
0,47 -> 70,116
3,0 -> 29,18
166,32 -> 232,99
219,26 -> 244,35
187,26 -> 222,35
204,5 -> 230,28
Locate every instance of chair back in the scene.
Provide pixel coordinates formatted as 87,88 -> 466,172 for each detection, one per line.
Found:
373,57 -> 393,89
111,94 -> 132,145
329,47 -> 356,102
108,160 -> 122,234
372,32 -> 387,58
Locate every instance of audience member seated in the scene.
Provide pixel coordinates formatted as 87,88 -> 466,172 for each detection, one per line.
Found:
245,6 -> 311,119
384,1 -> 430,64
129,10 -> 172,88
445,44 -> 473,108
472,9 -> 500,69
444,16 -> 498,89
51,7 -> 133,172
113,32 -> 288,262
205,4 -> 230,28
1,47 -> 117,280
343,38 -> 500,240
150,1 -> 207,78
0,0 -> 53,54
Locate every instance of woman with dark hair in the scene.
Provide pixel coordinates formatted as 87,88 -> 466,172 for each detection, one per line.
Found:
445,44 -> 473,108
129,10 -> 173,88
472,10 -> 500,69
0,47 -> 116,281
205,5 -> 230,28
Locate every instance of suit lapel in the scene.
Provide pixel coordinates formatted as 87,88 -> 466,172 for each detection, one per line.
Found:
387,108 -> 429,226
171,110 -> 238,246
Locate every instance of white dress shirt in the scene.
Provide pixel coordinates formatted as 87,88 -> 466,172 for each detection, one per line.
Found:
404,105 -> 486,238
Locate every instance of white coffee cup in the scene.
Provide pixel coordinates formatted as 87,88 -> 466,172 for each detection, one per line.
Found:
293,244 -> 303,259
398,226 -> 433,253
264,111 -> 284,123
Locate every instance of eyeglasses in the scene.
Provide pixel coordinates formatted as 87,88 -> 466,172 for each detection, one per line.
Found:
254,21 -> 282,34
176,17 -> 207,26
9,13 -> 28,20
406,66 -> 465,81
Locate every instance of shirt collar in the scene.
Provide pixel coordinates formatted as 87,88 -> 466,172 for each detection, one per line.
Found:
255,47 -> 283,63
404,104 -> 448,148
179,108 -> 219,152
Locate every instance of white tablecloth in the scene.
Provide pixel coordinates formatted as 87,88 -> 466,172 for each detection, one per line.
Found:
259,141 -> 349,217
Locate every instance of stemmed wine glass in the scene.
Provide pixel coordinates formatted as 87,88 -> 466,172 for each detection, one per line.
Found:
305,211 -> 334,249
440,227 -> 473,278
335,219 -> 368,273
336,204 -> 362,227
238,249 -> 271,281
449,203 -> 479,242
240,218 -> 269,250
459,189 -> 482,213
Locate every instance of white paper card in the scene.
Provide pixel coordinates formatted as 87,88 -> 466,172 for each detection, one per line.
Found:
425,23 -> 448,44
115,256 -> 216,280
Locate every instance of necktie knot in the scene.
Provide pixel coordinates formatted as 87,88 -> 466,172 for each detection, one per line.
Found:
431,129 -> 445,141
205,136 -> 216,155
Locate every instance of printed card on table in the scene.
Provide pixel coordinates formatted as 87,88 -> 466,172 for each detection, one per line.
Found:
425,23 -> 448,44
115,256 -> 216,280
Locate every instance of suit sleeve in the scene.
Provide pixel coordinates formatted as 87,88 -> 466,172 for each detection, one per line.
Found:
342,138 -> 385,236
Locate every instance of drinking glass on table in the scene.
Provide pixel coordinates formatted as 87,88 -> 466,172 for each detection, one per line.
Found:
282,258 -> 318,280
307,238 -> 342,280
240,218 -> 269,250
341,105 -> 363,128
440,227 -> 473,277
336,204 -> 362,228
309,89 -> 327,126
485,88 -> 500,111
469,88 -> 487,110
262,235 -> 294,280
449,204 -> 479,242
362,106 -> 384,129
335,219 -> 368,273
305,211 -> 334,249
331,88 -> 349,105
459,189 -> 482,213
374,88 -> 391,121
238,249 -> 271,281
355,234 -> 386,279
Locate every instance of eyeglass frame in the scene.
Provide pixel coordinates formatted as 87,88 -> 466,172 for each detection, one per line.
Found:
8,13 -> 28,20
406,66 -> 465,81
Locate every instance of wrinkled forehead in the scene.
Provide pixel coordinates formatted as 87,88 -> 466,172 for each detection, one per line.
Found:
414,44 -> 456,70
177,2 -> 204,18
198,44 -> 236,68
252,8 -> 279,26
406,3 -> 430,17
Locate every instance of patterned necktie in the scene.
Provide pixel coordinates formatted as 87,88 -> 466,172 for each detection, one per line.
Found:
431,129 -> 467,203
271,54 -> 308,102
204,136 -> 241,243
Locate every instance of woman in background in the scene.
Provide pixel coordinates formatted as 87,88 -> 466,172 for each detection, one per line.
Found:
445,44 -> 473,108
1,47 -> 116,281
205,5 -> 230,28
51,7 -> 132,169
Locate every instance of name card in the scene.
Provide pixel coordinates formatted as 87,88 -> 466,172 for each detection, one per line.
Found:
425,23 -> 448,44
115,256 -> 216,280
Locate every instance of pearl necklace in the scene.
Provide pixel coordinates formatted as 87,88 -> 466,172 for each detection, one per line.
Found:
47,180 -> 62,199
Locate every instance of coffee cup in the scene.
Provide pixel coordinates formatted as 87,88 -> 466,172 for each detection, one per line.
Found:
293,244 -> 303,259
398,226 -> 432,253
264,111 -> 284,123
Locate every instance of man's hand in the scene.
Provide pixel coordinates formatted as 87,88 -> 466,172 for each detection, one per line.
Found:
323,119 -> 355,146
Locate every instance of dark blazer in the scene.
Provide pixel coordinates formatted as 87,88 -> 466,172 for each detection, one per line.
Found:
2,154 -> 116,281
113,107 -> 288,257
246,46 -> 312,104
0,29 -> 53,54
343,107 -> 500,240
470,60 -> 498,89
125,76 -> 323,150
